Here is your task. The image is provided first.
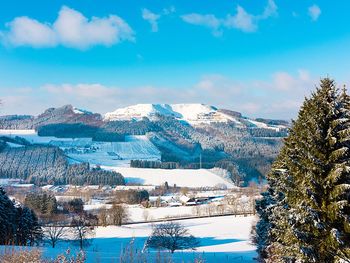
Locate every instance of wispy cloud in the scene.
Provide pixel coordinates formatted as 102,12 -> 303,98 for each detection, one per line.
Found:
181,14 -> 222,36
308,5 -> 321,21
0,6 -> 134,49
141,6 -> 176,32
260,0 -> 278,19
162,6 -> 176,16
181,0 -> 277,36
142,8 -> 161,32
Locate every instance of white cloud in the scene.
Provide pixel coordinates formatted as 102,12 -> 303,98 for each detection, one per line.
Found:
1,6 -> 134,49
272,70 -> 313,91
142,8 -> 161,32
240,103 -> 261,114
225,6 -> 256,32
181,14 -> 222,36
141,6 -> 175,32
42,83 -> 119,98
3,17 -> 57,48
181,0 -> 277,35
308,5 -> 321,21
0,70 -> 318,120
273,72 -> 296,91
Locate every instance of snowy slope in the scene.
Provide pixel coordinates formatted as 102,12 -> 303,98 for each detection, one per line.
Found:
103,167 -> 236,188
245,119 -> 286,131
104,103 -> 242,125
0,130 -> 161,167
72,107 -> 93,115
104,104 -> 178,121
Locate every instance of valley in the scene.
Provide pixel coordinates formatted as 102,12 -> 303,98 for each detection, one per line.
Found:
0,103 -> 283,262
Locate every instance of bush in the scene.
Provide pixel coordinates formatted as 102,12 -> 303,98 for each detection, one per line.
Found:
24,192 -> 57,217
0,248 -> 42,263
114,190 -> 149,204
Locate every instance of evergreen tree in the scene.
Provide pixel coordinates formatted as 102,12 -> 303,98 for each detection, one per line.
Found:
0,187 -> 16,244
0,187 -> 43,246
256,78 -> 350,262
15,206 -> 42,246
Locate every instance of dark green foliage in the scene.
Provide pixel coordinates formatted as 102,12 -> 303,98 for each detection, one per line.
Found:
0,140 -> 6,151
16,206 -> 43,246
0,187 -> 17,245
62,198 -> 84,214
0,187 -> 43,246
65,163 -> 125,185
130,160 -> 180,169
37,123 -> 125,142
24,192 -> 57,216
0,136 -> 31,146
37,123 -> 99,138
256,79 -> 350,262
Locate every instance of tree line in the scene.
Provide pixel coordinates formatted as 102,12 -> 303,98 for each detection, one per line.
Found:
0,144 -> 125,185
37,123 -> 125,142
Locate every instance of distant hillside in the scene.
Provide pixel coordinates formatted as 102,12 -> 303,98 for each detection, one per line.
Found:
0,139 -> 125,186
0,103 -> 289,184
0,105 -> 102,130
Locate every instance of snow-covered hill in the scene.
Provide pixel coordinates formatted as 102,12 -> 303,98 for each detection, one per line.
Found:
104,103 -> 241,125
104,103 -> 287,130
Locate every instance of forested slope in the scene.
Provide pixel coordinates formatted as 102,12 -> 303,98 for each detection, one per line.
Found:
0,143 -> 124,185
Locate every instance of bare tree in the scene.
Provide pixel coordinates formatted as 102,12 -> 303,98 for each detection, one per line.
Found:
98,208 -> 108,227
71,213 -> 96,249
142,209 -> 150,222
44,223 -> 68,248
110,204 -> 128,226
146,222 -> 199,253
192,205 -> 202,216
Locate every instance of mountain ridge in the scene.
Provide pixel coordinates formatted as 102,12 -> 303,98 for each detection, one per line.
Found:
0,103 -> 289,184
0,103 -> 289,130
103,103 -> 287,129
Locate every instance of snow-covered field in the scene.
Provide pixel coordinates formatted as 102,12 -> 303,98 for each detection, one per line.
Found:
0,215 -> 256,263
84,204 -> 197,221
67,135 -> 161,167
0,130 -> 161,167
104,167 -> 236,188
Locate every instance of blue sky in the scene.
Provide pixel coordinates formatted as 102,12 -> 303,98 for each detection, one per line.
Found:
0,0 -> 350,119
